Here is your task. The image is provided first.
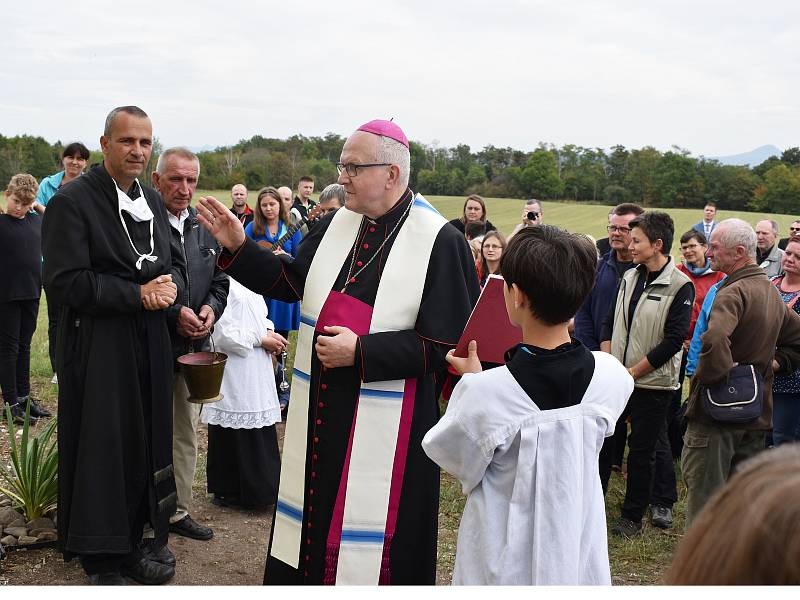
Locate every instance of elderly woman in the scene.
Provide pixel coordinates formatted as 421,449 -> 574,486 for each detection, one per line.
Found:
318,183 -> 346,216
599,211 -> 694,538
448,194 -> 496,236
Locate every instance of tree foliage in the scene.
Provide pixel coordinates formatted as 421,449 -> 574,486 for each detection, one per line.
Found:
1,131 -> 798,212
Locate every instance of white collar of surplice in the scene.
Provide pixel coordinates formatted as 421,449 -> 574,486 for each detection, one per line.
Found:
113,177 -> 158,270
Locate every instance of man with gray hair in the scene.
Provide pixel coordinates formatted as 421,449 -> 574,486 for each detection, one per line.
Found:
152,147 -> 228,543
195,119 -> 480,584
755,219 -> 784,277
317,183 -> 346,216
681,218 -> 800,525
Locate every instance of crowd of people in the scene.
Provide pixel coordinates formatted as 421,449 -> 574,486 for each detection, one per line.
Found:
1,105 -> 800,586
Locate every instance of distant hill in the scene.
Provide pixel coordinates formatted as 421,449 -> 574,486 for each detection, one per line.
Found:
710,145 -> 781,167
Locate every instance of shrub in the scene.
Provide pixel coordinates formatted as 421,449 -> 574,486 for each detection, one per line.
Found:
0,399 -> 58,521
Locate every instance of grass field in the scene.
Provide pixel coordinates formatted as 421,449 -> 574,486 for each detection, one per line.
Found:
4,191 -> 787,584
197,189 -> 798,261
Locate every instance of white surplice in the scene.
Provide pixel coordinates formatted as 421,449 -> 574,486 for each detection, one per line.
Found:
202,278 -> 281,429
422,351 -> 632,585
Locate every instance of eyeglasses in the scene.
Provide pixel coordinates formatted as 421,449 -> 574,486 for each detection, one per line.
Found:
483,244 -> 503,250
336,163 -> 391,177
681,243 -> 701,251
790,227 -> 800,232
607,225 -> 632,234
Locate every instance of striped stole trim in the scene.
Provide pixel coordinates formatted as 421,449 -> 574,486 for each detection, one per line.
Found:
270,207 -> 362,568
269,195 -> 446,585
335,195 -> 444,584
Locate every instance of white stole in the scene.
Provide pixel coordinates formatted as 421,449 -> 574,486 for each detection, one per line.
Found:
270,194 -> 446,584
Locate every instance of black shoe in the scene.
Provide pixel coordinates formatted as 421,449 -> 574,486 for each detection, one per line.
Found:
26,398 -> 52,418
121,556 -> 175,585
7,402 -> 38,425
611,517 -> 643,539
169,514 -> 213,540
88,571 -> 128,585
142,542 -> 176,567
649,505 -> 673,529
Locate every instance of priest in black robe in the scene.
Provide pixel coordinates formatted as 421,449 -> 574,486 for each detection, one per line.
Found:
197,120 -> 480,585
42,106 -> 180,585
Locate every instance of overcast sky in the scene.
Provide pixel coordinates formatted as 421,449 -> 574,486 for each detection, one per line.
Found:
2,0 -> 797,156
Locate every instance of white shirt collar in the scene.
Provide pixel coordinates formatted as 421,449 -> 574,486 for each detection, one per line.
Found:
168,208 -> 190,233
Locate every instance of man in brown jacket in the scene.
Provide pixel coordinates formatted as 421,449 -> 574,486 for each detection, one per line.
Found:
682,218 -> 800,525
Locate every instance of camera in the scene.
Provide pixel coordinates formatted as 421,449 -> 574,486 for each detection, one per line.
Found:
527,211 -> 539,221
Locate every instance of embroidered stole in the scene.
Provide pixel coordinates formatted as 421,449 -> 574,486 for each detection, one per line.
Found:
270,195 -> 446,584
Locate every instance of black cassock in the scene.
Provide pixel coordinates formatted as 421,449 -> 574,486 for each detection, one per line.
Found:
220,191 -> 480,584
42,164 -> 180,559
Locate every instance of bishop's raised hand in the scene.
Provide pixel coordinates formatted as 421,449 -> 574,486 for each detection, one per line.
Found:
197,195 -> 246,252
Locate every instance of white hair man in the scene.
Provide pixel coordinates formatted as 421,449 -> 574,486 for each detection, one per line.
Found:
195,119 -> 480,585
152,147 -> 229,545
755,219 -> 784,277
681,218 -> 800,525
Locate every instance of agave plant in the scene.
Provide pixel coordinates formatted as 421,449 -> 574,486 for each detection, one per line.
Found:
0,398 -> 58,521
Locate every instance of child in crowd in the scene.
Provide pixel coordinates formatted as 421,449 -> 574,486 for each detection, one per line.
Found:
464,219 -> 486,263
422,225 -> 633,585
0,174 -> 50,422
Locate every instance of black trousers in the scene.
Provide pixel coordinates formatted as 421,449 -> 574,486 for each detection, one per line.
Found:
0,299 -> 39,405
611,421 -> 627,468
651,353 -> 687,508
599,387 -> 673,522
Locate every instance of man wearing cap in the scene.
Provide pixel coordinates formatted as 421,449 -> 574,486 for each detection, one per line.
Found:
197,119 -> 480,585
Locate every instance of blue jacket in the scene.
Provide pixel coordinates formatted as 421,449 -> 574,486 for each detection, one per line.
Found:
574,250 -> 635,351
685,277 -> 726,376
36,171 -> 65,207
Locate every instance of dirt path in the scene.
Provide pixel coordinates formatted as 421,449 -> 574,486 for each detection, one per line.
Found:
1,420 -> 277,586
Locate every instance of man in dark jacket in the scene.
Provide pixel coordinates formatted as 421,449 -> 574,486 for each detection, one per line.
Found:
683,218 -> 800,525
152,148 -> 229,543
573,202 -> 643,499
574,203 -> 644,350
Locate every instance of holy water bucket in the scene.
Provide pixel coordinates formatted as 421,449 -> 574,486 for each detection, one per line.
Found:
177,339 -> 227,404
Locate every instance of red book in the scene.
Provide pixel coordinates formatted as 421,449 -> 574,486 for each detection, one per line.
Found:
454,274 -> 522,364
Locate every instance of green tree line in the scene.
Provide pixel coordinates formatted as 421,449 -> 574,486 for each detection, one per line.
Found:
2,132 -> 799,213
